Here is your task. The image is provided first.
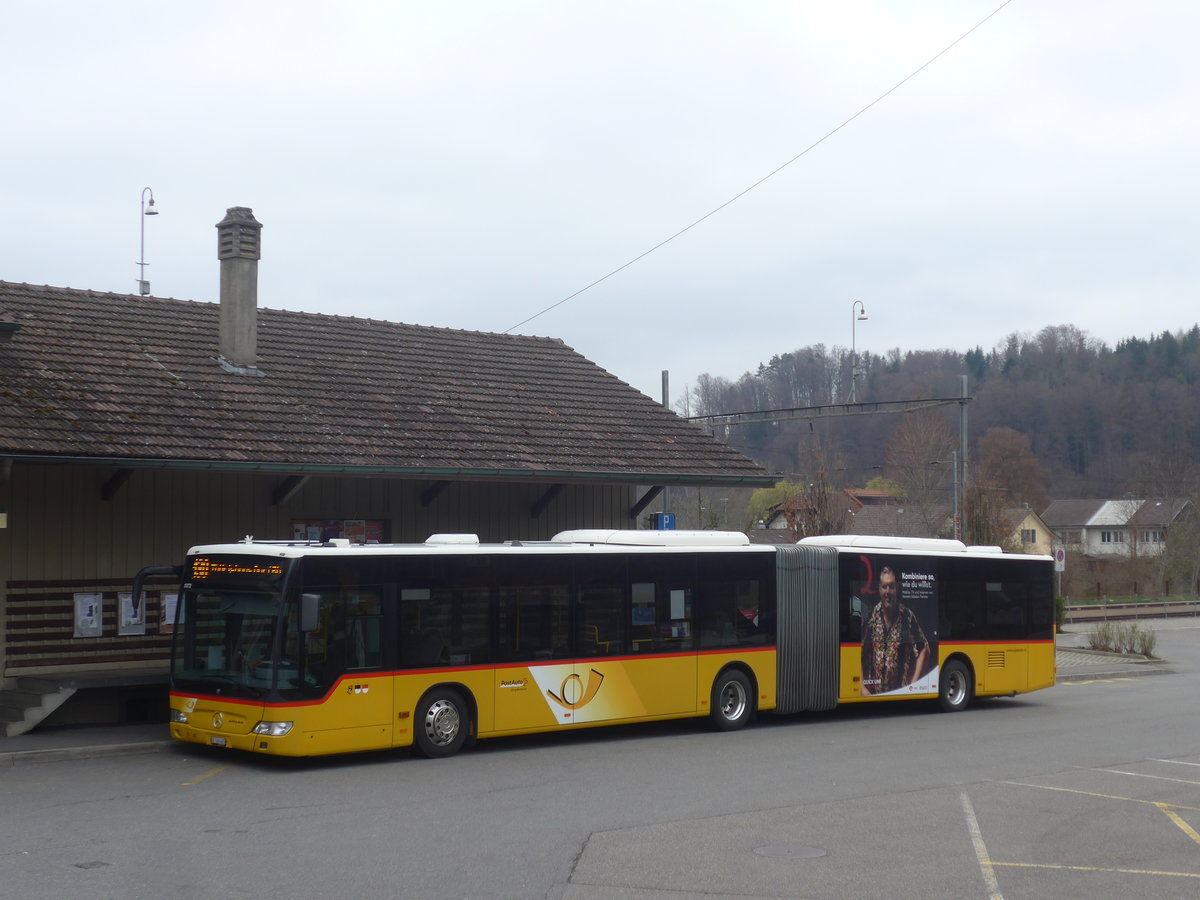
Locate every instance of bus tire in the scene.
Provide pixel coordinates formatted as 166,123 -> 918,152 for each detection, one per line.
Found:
710,669 -> 753,731
414,688 -> 469,758
938,660 -> 973,712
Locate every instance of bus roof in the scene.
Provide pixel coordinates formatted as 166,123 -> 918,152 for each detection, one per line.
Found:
551,529 -> 751,546
184,531 -> 1048,560
800,535 -> 970,553
799,534 -> 1052,561
186,530 -> 763,558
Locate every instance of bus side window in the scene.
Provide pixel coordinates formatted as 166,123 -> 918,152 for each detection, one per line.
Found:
629,554 -> 695,652
697,555 -> 770,649
407,555 -> 493,666
577,586 -> 626,656
323,591 -> 383,674
496,557 -> 570,662
398,587 -> 448,667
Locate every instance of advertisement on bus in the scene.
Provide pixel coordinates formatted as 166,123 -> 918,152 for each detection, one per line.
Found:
844,553 -> 939,697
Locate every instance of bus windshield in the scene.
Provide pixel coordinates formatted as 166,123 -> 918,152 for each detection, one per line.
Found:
172,554 -> 293,699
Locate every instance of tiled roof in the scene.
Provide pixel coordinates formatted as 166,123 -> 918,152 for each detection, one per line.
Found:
846,503 -> 952,538
1002,508 -> 1030,530
843,488 -> 894,507
1040,498 -> 1189,529
0,282 -> 769,484
747,530 -> 799,545
1126,498 -> 1189,527
1040,499 -> 1106,528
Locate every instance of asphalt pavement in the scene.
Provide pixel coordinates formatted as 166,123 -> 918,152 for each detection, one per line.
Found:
0,629 -> 1178,767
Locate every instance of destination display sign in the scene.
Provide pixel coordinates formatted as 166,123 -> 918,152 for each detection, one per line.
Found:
188,556 -> 285,584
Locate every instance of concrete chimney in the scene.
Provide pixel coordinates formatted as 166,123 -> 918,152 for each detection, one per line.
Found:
216,206 -> 263,375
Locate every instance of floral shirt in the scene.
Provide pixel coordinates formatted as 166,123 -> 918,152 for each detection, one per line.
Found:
861,603 -> 930,694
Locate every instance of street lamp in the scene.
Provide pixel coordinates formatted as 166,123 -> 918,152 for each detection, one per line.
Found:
138,187 -> 159,296
850,300 -> 868,403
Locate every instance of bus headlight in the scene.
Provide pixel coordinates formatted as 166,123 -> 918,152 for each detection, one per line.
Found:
170,709 -> 189,724
251,721 -> 294,737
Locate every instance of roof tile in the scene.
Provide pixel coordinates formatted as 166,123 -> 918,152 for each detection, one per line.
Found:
0,282 -> 768,483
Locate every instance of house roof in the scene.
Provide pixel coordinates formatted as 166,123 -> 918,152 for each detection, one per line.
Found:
846,502 -> 953,539
746,529 -> 800,545
1127,498 -> 1189,527
1002,508 -> 1031,530
843,488 -> 895,507
1040,499 -> 1106,528
0,282 -> 771,486
1002,507 -> 1053,531
1041,498 -> 1188,529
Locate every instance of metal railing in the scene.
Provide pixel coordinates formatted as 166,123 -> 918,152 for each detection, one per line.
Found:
1063,599 -> 1200,624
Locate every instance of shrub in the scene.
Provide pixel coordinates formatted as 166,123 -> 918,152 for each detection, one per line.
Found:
1086,621 -> 1158,658
1135,628 -> 1158,658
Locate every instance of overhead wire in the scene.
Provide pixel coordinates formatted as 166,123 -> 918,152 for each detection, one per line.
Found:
503,0 -> 1016,335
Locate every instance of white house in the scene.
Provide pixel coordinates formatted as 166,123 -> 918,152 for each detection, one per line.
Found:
1041,499 -> 1188,558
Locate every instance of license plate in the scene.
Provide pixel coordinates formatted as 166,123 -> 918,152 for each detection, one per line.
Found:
210,736 -> 227,747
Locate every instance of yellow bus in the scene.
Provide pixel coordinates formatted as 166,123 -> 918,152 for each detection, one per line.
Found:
135,530 -> 1055,758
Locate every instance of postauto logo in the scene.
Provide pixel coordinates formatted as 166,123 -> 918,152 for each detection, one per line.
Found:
545,668 -> 605,711
527,663 -> 648,724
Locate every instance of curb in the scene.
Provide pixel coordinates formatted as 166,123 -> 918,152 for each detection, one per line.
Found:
0,739 -> 174,767
1055,663 -> 1174,683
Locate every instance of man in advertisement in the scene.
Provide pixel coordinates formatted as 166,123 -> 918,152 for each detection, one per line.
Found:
860,565 -> 934,695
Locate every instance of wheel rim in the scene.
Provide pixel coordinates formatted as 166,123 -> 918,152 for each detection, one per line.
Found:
719,680 -> 747,721
423,698 -> 461,746
946,671 -> 966,706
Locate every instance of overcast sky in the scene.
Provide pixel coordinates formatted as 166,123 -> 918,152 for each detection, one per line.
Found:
5,1 -> 1197,404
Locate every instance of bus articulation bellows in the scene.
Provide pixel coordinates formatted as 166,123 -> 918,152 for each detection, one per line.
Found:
133,531 -> 1056,758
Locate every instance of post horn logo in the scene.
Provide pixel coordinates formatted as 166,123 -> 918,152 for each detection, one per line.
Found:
546,668 -> 605,710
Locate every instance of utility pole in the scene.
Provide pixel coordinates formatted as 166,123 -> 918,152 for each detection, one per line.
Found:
959,374 -> 969,541
662,370 -> 670,517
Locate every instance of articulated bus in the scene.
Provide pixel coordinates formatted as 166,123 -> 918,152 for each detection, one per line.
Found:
135,530 -> 1055,758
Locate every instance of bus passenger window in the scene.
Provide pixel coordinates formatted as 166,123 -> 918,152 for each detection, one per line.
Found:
629,554 -> 695,652
301,588 -> 383,692
697,555 -> 771,649
495,557 -> 570,662
576,557 -> 627,657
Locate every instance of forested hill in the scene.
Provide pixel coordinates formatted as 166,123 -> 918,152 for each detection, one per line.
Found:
683,324 -> 1200,500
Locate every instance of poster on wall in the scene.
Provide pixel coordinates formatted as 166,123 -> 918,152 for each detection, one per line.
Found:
117,591 -> 146,636
290,518 -> 386,544
160,592 -> 179,634
73,592 -> 103,637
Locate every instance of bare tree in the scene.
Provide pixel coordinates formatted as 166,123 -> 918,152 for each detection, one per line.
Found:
780,440 -> 851,538
976,427 -> 1049,511
1130,451 -> 1200,596
883,411 -> 956,537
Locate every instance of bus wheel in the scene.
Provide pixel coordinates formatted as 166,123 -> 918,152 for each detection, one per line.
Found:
710,670 -> 753,731
414,688 -> 468,758
938,660 -> 973,712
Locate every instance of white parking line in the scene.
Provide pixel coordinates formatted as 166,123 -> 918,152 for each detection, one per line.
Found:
960,791 -> 1004,900
1099,767 -> 1200,787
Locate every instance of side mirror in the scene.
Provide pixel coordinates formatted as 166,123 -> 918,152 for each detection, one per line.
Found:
300,593 -> 321,633
132,565 -> 182,618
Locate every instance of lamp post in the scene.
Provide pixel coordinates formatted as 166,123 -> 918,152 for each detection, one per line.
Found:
138,187 -> 159,295
850,300 -> 868,403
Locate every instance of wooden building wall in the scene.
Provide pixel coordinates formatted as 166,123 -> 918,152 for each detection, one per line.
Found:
0,461 -> 635,674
